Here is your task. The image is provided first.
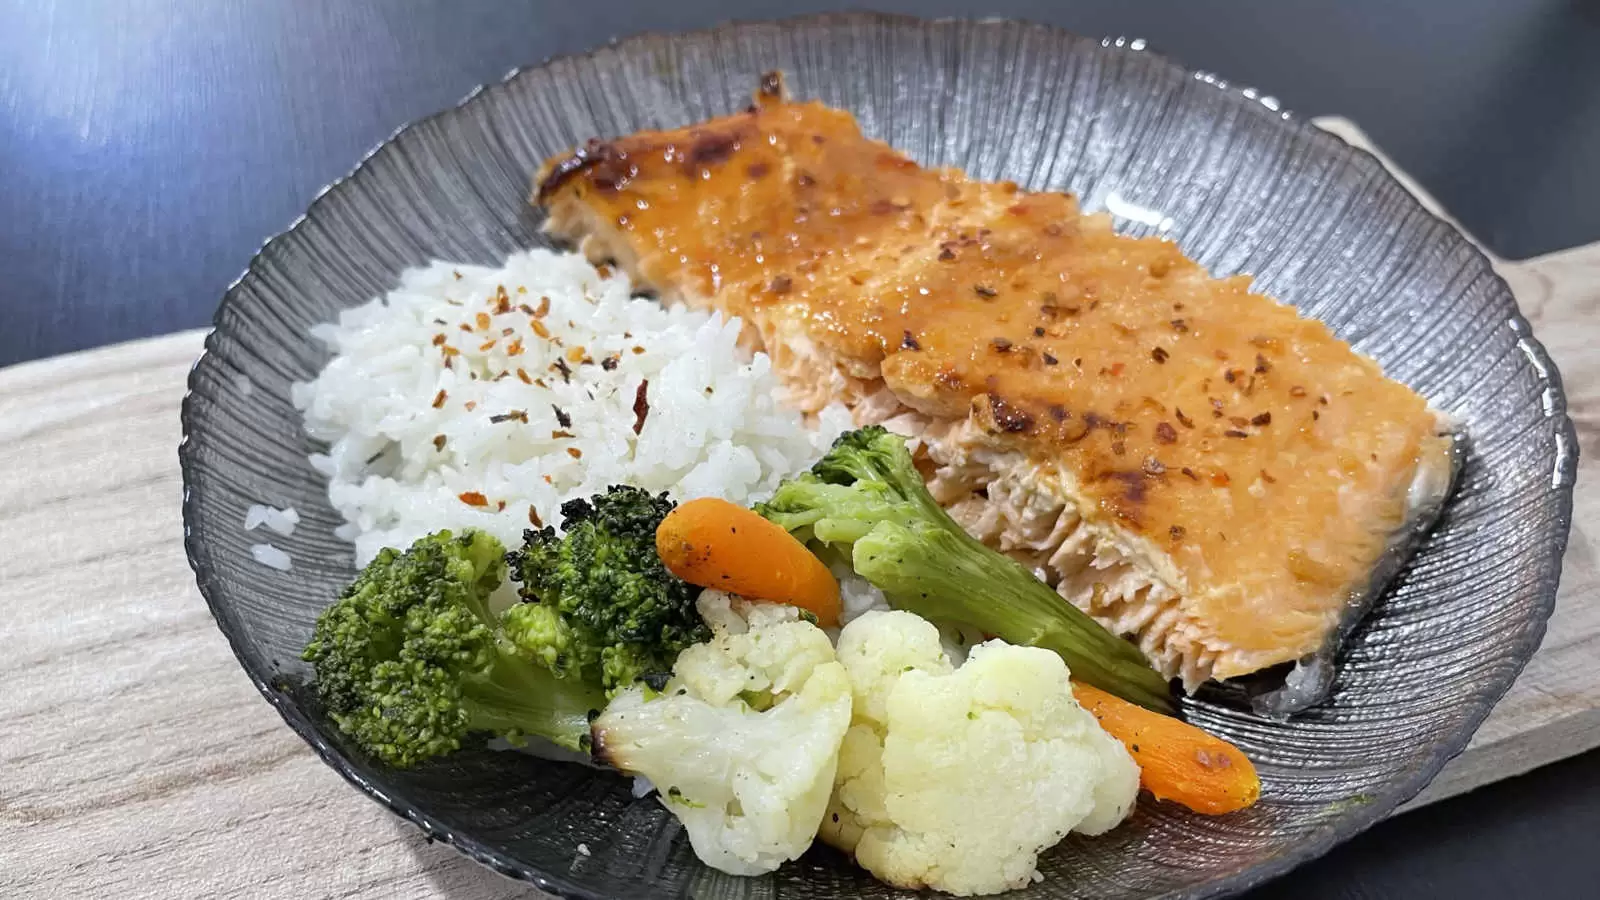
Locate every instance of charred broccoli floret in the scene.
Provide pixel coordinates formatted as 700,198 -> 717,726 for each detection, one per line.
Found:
301,530 -> 604,767
505,486 -> 709,694
759,427 -> 1174,713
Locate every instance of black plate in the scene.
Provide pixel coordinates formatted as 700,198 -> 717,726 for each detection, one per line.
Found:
180,14 -> 1576,898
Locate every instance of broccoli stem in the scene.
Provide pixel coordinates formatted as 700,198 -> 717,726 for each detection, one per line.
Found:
763,427 -> 1175,713
853,521 -> 1174,713
464,646 -> 607,752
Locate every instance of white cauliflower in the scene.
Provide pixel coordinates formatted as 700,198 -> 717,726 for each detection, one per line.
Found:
593,592 -> 853,876
820,610 -> 1140,896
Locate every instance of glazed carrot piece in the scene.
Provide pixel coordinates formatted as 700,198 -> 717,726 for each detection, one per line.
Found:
656,497 -> 842,626
1072,682 -> 1260,815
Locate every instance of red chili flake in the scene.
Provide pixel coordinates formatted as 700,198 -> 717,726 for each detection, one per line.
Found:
1169,525 -> 1186,540
1212,471 -> 1231,486
528,506 -> 543,527
974,284 -> 998,299
566,447 -> 583,459
1109,362 -> 1125,376
1143,457 -> 1166,475
496,500 -> 506,511
431,333 -> 447,346
1261,469 -> 1278,484
1252,412 -> 1273,426
769,274 -> 793,294
1181,466 -> 1198,480
632,380 -> 650,435
1155,422 -> 1178,444
431,389 -> 448,409
1170,318 -> 1188,332
432,434 -> 447,451
1151,346 -> 1169,363
542,474 -> 552,484
991,337 -> 1013,353
1290,385 -> 1307,398
1175,408 -> 1195,429
1224,429 -> 1248,438
458,491 -> 488,507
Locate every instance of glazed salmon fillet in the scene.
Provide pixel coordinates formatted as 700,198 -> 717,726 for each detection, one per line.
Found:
534,76 -> 1455,693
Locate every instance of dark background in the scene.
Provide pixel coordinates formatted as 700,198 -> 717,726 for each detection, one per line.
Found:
4,1 -> 1598,897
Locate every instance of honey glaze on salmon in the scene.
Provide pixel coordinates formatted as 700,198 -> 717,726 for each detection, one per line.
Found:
536,74 -> 1455,692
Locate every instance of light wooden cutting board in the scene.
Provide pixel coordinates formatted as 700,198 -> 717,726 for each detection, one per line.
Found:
2,119 -> 1596,899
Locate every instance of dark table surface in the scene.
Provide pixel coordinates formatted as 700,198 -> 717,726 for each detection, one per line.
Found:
5,1 -> 1597,897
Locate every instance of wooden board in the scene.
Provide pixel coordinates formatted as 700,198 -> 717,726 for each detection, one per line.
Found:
1,120 -> 1595,897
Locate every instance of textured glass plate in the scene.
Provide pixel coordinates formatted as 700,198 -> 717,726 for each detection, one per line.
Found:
180,13 -> 1577,899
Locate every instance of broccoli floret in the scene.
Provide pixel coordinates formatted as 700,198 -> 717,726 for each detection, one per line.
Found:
506,486 -> 708,695
759,427 -> 1174,713
301,530 -> 605,767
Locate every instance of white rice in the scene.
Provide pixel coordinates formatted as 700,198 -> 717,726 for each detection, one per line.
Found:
244,504 -> 299,536
251,543 -> 293,571
292,248 -> 851,565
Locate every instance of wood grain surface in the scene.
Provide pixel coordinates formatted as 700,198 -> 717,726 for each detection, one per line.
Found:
1,120 -> 1594,898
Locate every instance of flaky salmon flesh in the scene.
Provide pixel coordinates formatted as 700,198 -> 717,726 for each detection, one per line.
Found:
533,74 -> 1454,691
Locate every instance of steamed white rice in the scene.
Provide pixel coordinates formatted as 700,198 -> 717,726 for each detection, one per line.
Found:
292,248 -> 851,564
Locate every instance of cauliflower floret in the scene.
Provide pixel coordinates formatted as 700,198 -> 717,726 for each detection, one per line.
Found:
820,610 -> 1139,896
593,592 -> 852,876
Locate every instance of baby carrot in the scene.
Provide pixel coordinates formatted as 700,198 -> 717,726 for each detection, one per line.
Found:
1072,681 -> 1260,815
656,497 -> 841,625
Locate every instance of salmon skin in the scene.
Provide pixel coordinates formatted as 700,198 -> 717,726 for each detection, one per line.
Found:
534,73 -> 1456,714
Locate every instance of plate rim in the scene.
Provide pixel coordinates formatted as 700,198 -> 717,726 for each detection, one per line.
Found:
178,11 -> 1579,899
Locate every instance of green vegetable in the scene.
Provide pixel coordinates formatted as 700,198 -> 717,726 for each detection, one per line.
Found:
301,530 -> 604,767
505,486 -> 709,695
759,426 -> 1174,713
